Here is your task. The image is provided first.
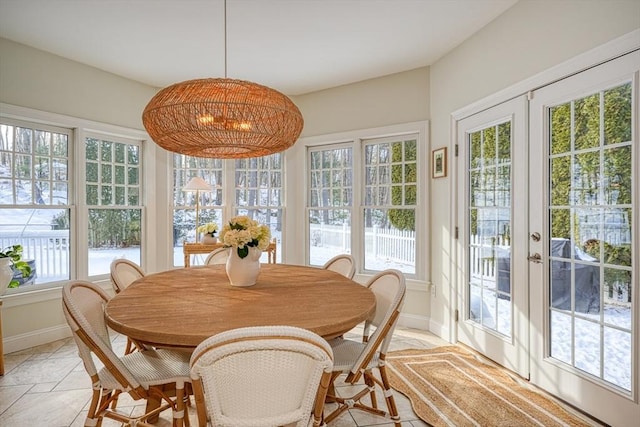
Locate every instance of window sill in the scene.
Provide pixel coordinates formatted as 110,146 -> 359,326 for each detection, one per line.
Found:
1,279 -> 112,308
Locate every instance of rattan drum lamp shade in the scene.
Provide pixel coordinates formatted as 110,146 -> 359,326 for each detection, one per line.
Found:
142,78 -> 304,158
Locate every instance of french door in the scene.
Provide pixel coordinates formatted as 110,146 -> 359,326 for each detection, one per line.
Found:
456,95 -> 529,378
457,51 -> 639,426
529,51 -> 639,426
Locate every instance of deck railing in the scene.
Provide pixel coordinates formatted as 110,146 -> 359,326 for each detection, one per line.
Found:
0,231 -> 70,282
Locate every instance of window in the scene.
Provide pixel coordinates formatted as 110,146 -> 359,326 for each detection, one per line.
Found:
171,153 -> 283,266
305,122 -> 426,278
172,155 -> 223,266
308,145 -> 353,266
0,119 -> 72,290
85,135 -> 142,276
235,154 -> 283,262
363,136 -> 417,274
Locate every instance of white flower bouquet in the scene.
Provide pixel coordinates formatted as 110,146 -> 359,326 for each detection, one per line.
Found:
196,222 -> 219,237
219,215 -> 271,259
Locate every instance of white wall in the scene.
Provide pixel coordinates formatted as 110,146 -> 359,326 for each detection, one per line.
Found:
428,0 -> 640,338
294,67 -> 429,137
0,38 -> 155,130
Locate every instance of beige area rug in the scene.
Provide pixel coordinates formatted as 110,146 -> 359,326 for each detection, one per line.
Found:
386,346 -> 596,427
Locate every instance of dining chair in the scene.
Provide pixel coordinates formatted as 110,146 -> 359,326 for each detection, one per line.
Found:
109,258 -> 145,353
110,258 -> 145,293
324,269 -> 406,427
204,247 -> 229,265
189,325 -> 334,427
62,280 -> 191,427
322,253 -> 356,279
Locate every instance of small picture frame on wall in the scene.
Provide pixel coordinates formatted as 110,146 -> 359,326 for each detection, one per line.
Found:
432,147 -> 447,178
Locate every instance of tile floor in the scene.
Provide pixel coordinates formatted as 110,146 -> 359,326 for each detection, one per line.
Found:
0,326 -> 449,426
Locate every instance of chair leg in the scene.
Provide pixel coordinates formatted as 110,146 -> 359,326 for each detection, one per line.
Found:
84,385 -> 103,427
364,369 -> 378,409
124,337 -> 135,355
173,381 -> 185,427
378,364 -> 401,427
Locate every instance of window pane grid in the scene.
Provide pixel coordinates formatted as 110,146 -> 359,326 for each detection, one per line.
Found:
467,120 -> 513,337
308,147 -> 352,208
362,137 -> 417,274
547,81 -> 633,391
85,137 -> 141,208
85,136 -> 143,277
235,154 -> 283,263
363,139 -> 417,209
307,146 -> 353,266
1,124 -> 70,206
173,154 -> 223,208
1,120 -> 73,290
235,154 -> 283,208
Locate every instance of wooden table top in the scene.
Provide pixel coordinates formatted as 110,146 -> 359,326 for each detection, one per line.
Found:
105,264 -> 376,349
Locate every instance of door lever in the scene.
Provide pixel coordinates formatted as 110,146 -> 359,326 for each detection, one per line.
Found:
527,253 -> 542,263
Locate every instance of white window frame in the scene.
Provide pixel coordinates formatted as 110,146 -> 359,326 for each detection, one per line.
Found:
300,121 -> 429,280
0,117 -> 74,291
171,154 -> 224,267
169,153 -> 286,266
83,132 -> 144,279
0,103 -> 150,297
307,142 -> 354,267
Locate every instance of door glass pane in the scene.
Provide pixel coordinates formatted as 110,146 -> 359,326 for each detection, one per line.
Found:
467,120 -> 512,337
547,82 -> 633,391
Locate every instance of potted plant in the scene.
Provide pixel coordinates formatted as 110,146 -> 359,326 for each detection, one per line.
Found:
218,215 -> 271,287
0,244 -> 33,294
197,222 -> 219,244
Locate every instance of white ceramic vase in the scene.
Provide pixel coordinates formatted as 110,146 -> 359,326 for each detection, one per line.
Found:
225,247 -> 262,287
202,234 -> 218,244
0,258 -> 14,295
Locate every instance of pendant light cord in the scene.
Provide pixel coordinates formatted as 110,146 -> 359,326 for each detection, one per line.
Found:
223,0 -> 227,78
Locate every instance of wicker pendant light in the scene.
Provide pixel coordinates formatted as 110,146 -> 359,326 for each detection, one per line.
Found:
142,1 -> 303,159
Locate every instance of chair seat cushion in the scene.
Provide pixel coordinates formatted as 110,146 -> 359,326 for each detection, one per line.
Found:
328,338 -> 380,372
99,348 -> 191,389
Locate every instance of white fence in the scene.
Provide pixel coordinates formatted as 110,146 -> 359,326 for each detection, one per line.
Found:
469,234 -> 509,281
310,224 -> 415,266
0,230 -> 70,281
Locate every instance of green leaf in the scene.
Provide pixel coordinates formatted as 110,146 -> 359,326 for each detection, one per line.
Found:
13,260 -> 32,277
237,246 -> 249,259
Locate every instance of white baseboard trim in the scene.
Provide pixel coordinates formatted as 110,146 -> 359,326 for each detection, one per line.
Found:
428,318 -> 450,342
397,312 -> 429,330
3,323 -> 72,354
3,309 -> 440,354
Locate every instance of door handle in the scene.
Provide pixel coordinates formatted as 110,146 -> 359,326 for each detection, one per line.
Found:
527,253 -> 542,263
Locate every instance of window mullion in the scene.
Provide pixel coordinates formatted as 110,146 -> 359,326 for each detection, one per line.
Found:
75,128 -> 88,279
352,138 -> 364,270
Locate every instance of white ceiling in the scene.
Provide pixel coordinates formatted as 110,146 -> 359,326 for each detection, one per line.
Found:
0,0 -> 517,95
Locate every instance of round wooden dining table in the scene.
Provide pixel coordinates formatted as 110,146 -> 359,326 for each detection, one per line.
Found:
105,263 -> 376,349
